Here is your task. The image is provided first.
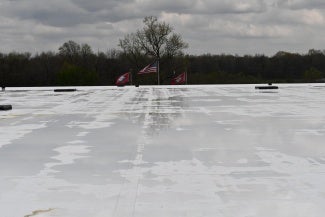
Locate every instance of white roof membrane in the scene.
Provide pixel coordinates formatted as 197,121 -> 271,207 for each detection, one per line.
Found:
1,84 -> 325,217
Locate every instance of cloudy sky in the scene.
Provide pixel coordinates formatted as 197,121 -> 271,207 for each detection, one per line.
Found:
0,0 -> 324,55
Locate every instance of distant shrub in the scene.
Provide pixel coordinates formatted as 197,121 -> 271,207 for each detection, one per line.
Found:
188,71 -> 261,84
303,67 -> 323,82
57,62 -> 98,86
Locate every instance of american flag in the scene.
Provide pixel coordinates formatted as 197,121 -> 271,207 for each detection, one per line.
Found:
138,61 -> 158,74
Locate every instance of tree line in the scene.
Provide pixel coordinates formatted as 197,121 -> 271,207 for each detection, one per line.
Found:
0,16 -> 324,87
1,45 -> 325,87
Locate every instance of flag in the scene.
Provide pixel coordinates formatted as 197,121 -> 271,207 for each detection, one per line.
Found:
138,61 -> 158,74
116,72 -> 130,86
171,72 -> 186,85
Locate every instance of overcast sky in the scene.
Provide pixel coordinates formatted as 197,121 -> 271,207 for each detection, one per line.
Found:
0,0 -> 324,55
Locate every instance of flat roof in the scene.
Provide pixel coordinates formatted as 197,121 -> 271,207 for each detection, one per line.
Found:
1,84 -> 325,217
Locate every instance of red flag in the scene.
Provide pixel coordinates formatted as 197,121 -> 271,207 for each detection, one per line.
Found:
138,61 -> 158,74
171,72 -> 186,85
116,72 -> 130,86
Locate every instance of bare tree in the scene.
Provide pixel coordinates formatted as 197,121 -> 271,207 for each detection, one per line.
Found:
119,16 -> 188,62
59,40 -> 81,60
80,43 -> 94,58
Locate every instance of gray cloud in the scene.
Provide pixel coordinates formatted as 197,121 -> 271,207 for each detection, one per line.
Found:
0,0 -> 324,55
135,0 -> 267,15
1,0 -> 94,26
277,0 -> 325,10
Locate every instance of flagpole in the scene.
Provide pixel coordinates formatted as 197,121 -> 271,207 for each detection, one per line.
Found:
157,59 -> 160,85
130,68 -> 133,85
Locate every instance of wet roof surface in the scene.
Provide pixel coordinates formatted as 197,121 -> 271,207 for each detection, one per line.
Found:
1,84 -> 325,217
